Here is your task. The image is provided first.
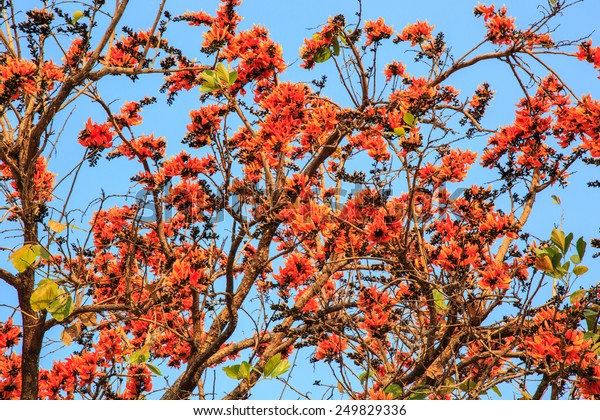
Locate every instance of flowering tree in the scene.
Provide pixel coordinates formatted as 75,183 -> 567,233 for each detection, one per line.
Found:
1,0 -> 600,400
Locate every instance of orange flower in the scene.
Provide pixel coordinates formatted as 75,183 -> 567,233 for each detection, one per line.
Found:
0,56 -> 38,99
78,118 -> 113,149
397,21 -> 434,46
364,18 -> 393,46
315,333 -> 347,360
478,260 -> 512,291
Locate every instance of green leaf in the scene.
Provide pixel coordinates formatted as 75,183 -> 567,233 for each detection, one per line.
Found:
551,194 -> 561,205
223,364 -> 241,380
570,289 -> 587,304
263,353 -> 282,378
403,112 -> 415,127
432,289 -> 447,312
550,251 -> 563,270
570,254 -> 581,264
31,244 -> 51,261
573,265 -> 588,276
358,371 -> 374,384
48,220 -> 67,233
130,350 -> 150,365
576,237 -> 586,260
314,46 -> 331,63
30,279 -> 59,312
407,387 -> 430,400
384,383 -> 403,399
238,361 -> 251,380
202,70 -> 214,78
519,389 -> 532,400
72,10 -> 84,24
332,36 -> 341,56
491,385 -> 502,397
228,71 -> 238,85
200,71 -> 219,92
583,309 -> 599,331
439,377 -> 456,395
146,363 -> 162,376
269,358 -> 291,379
199,83 -> 216,93
550,229 -> 565,252
459,379 -> 477,393
215,62 -> 229,84
564,232 -> 573,254
47,293 -> 74,322
393,127 -> 406,137
9,244 -> 39,272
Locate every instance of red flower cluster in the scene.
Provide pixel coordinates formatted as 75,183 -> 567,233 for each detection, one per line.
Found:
383,60 -> 406,82
397,21 -> 434,46
364,18 -> 393,46
78,118 -> 114,149
576,40 -> 600,76
474,3 -> 516,46
0,56 -> 37,99
315,333 -> 348,361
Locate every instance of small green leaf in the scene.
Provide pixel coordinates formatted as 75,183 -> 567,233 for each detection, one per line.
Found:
31,244 -> 51,261
9,244 -> 39,272
432,289 -> 447,312
223,364 -> 241,380
238,361 -> 251,380
202,70 -> 215,78
199,83 -> 216,93
332,36 -> 341,56
269,359 -> 291,379
47,293 -> 74,322
215,62 -> 229,84
564,232 -> 573,253
263,353 -> 282,378
407,387 -> 430,400
30,279 -> 59,312
439,377 -> 456,395
576,237 -> 586,260
570,289 -> 587,304
550,251 -> 563,270
384,383 -> 403,399
146,363 -> 163,376
550,229 -> 565,252
491,385 -> 502,397
314,46 -> 331,63
403,112 -> 415,126
570,254 -> 581,264
393,127 -> 406,137
228,71 -> 238,85
573,265 -> 588,276
72,10 -> 84,24
519,389 -> 532,400
130,350 -> 150,365
48,220 -> 67,233
459,379 -> 477,393
358,371 -> 374,384
583,309 -> 599,331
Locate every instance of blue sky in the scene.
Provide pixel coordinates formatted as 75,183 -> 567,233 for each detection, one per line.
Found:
3,0 -> 600,399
